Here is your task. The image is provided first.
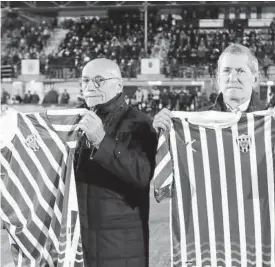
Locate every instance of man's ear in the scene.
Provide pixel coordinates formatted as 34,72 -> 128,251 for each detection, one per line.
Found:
116,82 -> 123,94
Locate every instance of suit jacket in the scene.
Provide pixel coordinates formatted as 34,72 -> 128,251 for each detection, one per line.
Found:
74,93 -> 158,267
201,90 -> 262,112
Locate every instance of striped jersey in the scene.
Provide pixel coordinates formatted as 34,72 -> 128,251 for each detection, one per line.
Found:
153,110 -> 275,267
0,108 -> 87,267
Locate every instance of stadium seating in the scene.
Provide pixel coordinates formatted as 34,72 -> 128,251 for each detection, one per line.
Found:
1,6 -> 275,80
163,25 -> 275,78
1,12 -> 54,77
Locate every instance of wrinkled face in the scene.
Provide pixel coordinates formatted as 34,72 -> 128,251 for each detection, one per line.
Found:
81,61 -> 121,108
217,53 -> 257,103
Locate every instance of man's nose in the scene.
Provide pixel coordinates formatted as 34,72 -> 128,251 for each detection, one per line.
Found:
84,81 -> 95,91
228,69 -> 238,81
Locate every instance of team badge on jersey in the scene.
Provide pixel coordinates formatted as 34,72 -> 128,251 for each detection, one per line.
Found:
236,134 -> 252,153
25,134 -> 40,152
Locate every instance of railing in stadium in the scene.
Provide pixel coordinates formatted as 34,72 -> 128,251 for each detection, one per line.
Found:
1,65 -> 14,79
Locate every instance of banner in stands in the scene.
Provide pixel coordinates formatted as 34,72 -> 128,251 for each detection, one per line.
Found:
199,19 -> 224,28
141,58 -> 160,75
248,19 -> 273,27
21,59 -> 40,75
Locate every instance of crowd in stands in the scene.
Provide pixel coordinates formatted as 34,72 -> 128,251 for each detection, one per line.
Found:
2,12 -> 57,76
1,8 -> 275,79
55,13 -> 153,78
42,13 -> 275,79
161,18 -> 275,78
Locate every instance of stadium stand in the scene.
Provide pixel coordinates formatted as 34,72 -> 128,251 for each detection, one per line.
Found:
1,1 -> 275,115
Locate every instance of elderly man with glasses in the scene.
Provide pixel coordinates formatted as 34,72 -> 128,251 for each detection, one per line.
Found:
75,58 -> 158,267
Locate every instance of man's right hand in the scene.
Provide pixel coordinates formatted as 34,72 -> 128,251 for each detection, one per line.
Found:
152,108 -> 172,133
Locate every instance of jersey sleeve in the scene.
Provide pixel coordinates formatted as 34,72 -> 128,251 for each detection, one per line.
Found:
153,131 -> 174,203
0,108 -> 18,150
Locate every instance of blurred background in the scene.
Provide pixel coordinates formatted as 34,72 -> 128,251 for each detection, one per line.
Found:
1,1 -> 275,115
0,1 -> 275,266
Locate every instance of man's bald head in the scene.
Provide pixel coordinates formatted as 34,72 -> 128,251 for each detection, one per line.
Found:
82,58 -> 122,79
81,58 -> 123,108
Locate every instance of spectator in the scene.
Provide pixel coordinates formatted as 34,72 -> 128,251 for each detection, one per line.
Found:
1,89 -> 10,104
190,47 -> 198,67
228,28 -> 236,43
179,30 -> 188,48
266,91 -> 275,110
160,88 -> 170,108
42,88 -> 59,105
249,43 -> 257,55
235,22 -> 244,39
208,49 -> 219,78
135,87 -> 143,109
197,39 -> 208,64
60,89 -> 70,104
209,89 -> 218,104
186,90 -> 193,110
31,90 -> 40,104
151,87 -> 161,115
23,90 -> 32,104
196,90 -> 208,109
178,89 -> 189,111
170,58 -> 179,77
77,89 -> 85,105
264,40 -> 274,56
262,54 -> 273,79
169,89 -> 178,111
270,18 -> 275,45
14,93 -> 22,104
270,18 -> 275,32
256,45 -> 265,65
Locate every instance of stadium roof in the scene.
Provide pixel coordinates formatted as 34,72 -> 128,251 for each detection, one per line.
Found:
1,1 -> 272,10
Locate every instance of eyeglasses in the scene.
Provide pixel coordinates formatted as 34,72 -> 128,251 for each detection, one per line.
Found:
81,75 -> 120,89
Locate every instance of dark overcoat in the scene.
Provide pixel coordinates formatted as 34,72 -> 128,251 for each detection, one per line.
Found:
74,93 -> 158,267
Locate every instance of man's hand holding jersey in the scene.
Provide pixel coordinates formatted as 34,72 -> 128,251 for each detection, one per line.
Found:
153,108 -> 173,133
77,110 -> 106,148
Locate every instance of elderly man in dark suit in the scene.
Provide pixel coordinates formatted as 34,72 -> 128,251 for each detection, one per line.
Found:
75,58 -> 158,267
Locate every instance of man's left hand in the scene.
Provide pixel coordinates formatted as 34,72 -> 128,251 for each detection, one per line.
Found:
78,111 -> 105,148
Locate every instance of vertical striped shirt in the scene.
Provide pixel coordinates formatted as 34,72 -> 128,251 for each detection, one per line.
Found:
0,108 -> 87,267
154,110 -> 275,267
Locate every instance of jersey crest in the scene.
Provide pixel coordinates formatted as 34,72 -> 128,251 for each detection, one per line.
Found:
25,134 -> 40,152
236,134 -> 252,153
